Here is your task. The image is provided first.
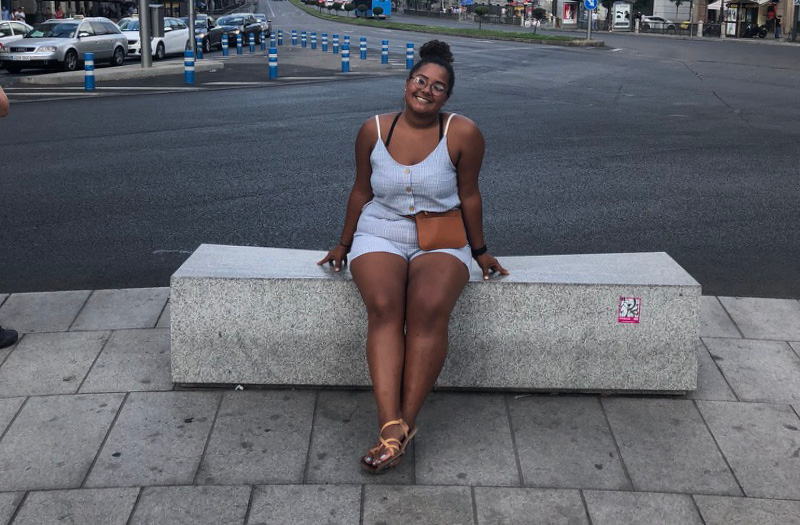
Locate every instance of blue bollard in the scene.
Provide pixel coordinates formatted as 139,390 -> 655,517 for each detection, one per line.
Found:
269,46 -> 278,79
261,31 -> 266,51
222,34 -> 229,56
278,29 -> 283,46
381,39 -> 388,64
301,31 -> 307,48
332,34 -> 339,54
83,52 -> 95,91
341,44 -> 350,73
291,29 -> 297,45
249,33 -> 255,53
237,33 -> 243,55
406,42 -> 414,69
360,36 -> 366,60
184,50 -> 195,84
311,32 -> 317,50
196,36 -> 203,59
321,33 -> 328,52
270,34 -> 276,48
343,35 -> 350,50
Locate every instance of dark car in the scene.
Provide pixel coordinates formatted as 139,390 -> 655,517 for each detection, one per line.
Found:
180,15 -> 223,52
215,13 -> 263,46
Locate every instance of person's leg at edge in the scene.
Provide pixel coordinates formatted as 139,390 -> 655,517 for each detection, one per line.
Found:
401,253 -> 470,431
350,252 -> 410,463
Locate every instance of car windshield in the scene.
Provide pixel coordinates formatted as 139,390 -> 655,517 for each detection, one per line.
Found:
117,19 -> 139,30
254,15 -> 266,21
25,21 -> 78,38
217,16 -> 243,25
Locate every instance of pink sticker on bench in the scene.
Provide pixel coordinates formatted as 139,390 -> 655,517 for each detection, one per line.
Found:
618,297 -> 641,324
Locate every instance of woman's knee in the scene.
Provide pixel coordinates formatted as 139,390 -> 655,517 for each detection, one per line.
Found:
405,291 -> 452,331
364,294 -> 405,326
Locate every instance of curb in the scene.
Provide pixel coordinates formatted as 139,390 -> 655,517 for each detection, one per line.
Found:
17,60 -> 225,85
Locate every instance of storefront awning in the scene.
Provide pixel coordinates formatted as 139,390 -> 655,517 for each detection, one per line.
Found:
708,0 -> 772,8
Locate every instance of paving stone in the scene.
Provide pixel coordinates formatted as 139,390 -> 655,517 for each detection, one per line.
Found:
0,393 -> 124,491
85,391 -> 219,488
305,391 -> 414,485
0,492 -> 24,525
0,294 -> 7,306
79,329 -> 173,393
247,484 -> 360,525
362,485 -> 473,525
156,302 -> 170,329
0,291 -> 90,333
0,331 -> 109,398
415,393 -> 519,486
685,340 -> 737,401
717,297 -> 800,341
703,338 -> 800,402
0,397 -> 24,436
694,494 -> 800,524
71,288 -> 170,331
196,390 -> 315,485
602,398 -> 740,495
583,490 -> 703,525
474,487 -> 588,525
507,395 -> 630,490
697,400 -> 800,500
12,488 -> 138,525
700,296 -> 741,338
130,485 -> 250,525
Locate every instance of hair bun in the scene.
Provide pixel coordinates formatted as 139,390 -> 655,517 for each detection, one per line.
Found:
419,40 -> 454,64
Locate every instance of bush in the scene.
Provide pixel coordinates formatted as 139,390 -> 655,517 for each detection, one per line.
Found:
344,2 -> 356,15
357,3 -> 368,12
332,1 -> 343,9
474,5 -> 488,29
372,6 -> 384,16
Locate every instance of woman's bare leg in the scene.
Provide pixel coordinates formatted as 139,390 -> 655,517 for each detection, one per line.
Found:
401,253 -> 469,429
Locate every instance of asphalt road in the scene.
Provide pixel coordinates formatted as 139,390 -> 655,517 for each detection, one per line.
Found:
1,1 -> 799,298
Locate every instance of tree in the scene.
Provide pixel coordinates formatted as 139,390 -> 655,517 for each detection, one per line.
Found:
373,5 -> 384,17
474,5 -> 489,29
344,2 -> 356,16
669,0 -> 683,21
532,7 -> 547,33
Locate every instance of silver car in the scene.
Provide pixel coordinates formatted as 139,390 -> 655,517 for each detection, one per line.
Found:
0,20 -> 34,51
0,16 -> 127,73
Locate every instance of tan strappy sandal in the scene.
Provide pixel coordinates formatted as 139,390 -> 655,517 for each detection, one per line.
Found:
361,419 -> 417,474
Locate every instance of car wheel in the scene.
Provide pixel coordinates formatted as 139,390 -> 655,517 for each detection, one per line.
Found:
642,23 -> 650,30
63,49 -> 79,71
155,42 -> 165,60
4,64 -> 22,74
110,46 -> 125,67
666,24 -> 675,31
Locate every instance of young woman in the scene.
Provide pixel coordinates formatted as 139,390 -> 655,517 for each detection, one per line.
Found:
319,40 -> 508,474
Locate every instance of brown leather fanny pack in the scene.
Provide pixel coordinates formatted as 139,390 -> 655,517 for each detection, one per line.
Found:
413,209 -> 468,251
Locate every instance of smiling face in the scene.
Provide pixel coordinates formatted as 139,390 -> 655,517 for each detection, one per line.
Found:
405,63 -> 451,115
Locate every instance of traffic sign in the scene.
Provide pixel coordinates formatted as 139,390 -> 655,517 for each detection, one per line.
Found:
584,0 -> 598,9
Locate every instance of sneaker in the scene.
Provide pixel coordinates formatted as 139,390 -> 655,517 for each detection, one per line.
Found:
0,327 -> 18,349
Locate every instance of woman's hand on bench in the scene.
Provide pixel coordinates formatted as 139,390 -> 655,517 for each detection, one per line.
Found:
318,243 -> 351,272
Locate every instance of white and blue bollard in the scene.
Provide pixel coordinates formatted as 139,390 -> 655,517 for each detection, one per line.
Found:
83,52 -> 94,91
311,32 -> 317,50
343,35 -> 350,50
322,33 -> 328,52
332,34 -> 339,54
260,31 -> 266,51
341,44 -> 350,72
270,34 -> 276,48
277,30 -> 283,46
360,36 -> 366,59
196,36 -> 203,59
184,50 -> 195,84
236,33 -> 243,54
301,31 -> 307,48
291,29 -> 297,45
249,33 -> 255,53
406,42 -> 414,69
268,46 -> 278,79
381,40 -> 388,64
222,34 -> 229,56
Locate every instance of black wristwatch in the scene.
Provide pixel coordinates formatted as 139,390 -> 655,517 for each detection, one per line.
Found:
471,245 -> 488,258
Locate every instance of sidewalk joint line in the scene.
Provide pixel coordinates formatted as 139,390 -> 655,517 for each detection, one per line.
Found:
0,396 -> 30,444
692,399 -> 746,497
503,395 -> 525,486
0,333 -> 24,370
699,337 -> 741,402
689,493 -> 709,525
715,297 -> 747,339
598,397 -> 635,491
67,290 -> 94,332
124,487 -> 144,525
578,489 -> 595,525
81,391 -> 129,489
359,484 -> 366,525
7,490 -> 31,524
74,330 -> 114,394
154,296 -> 170,329
301,390 -> 320,484
191,390 -> 225,485
470,485 -> 479,525
243,484 -> 256,525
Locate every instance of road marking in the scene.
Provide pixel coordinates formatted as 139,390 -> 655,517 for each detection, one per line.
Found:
4,86 -> 204,91
8,92 -> 102,96
153,249 -> 194,255
611,48 -> 623,52
204,81 -> 275,85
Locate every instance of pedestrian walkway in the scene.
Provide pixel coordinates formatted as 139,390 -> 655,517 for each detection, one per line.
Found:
0,289 -> 799,524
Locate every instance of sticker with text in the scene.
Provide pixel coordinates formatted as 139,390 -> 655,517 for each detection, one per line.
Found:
618,297 -> 641,324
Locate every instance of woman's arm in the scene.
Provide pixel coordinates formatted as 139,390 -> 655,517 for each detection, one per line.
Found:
453,116 -> 509,280
0,85 -> 9,119
317,118 -> 377,271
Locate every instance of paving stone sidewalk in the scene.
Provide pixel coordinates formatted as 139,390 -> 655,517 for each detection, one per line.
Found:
0,290 -> 799,524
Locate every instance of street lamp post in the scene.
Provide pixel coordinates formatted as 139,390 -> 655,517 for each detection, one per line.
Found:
138,0 -> 152,67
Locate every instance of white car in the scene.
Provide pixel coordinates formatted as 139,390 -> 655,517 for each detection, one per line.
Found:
118,16 -> 190,60
0,20 -> 33,53
640,16 -> 677,31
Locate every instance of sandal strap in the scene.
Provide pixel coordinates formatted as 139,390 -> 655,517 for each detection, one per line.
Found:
380,419 -> 410,440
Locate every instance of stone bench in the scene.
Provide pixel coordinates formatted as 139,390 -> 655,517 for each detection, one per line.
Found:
170,244 -> 699,393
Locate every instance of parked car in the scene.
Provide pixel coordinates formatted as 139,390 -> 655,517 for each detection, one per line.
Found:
0,17 -> 127,73
0,20 -> 33,54
640,15 -> 677,31
215,13 -> 263,45
180,14 -> 224,52
253,13 -> 272,38
118,16 -> 190,60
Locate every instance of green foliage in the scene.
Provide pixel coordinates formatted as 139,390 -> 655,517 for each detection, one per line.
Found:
332,1 -> 343,9
372,6 -> 384,15
344,2 -> 356,15
357,3 -> 368,11
474,5 -> 488,29
532,7 -> 546,20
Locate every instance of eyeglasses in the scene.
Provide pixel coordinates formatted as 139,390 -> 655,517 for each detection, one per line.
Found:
409,75 -> 448,96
